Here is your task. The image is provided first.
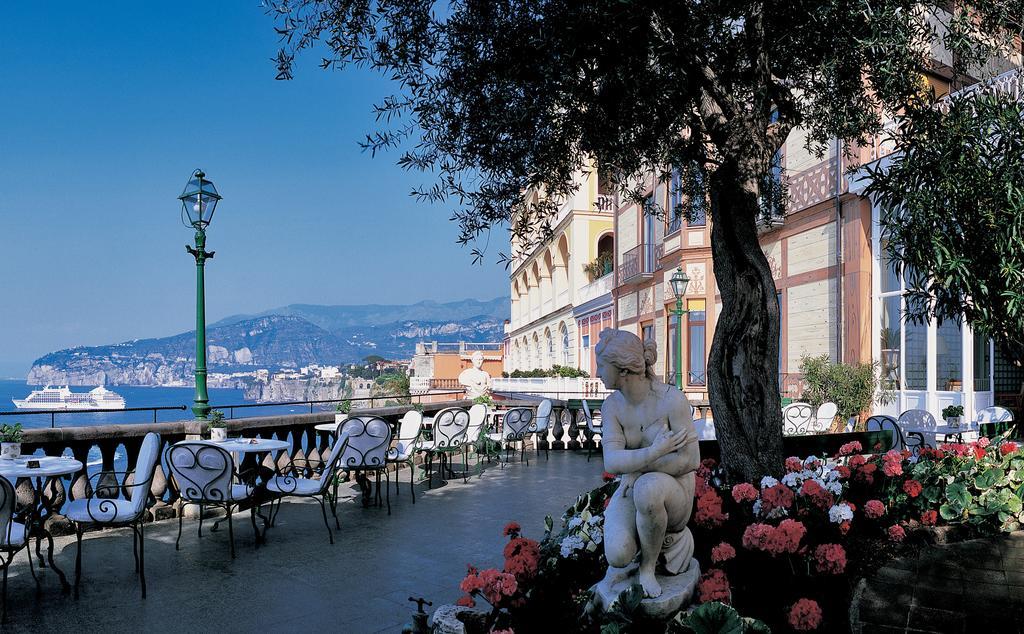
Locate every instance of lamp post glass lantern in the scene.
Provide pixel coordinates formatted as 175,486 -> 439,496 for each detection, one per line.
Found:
670,267 -> 690,390
179,169 -> 221,420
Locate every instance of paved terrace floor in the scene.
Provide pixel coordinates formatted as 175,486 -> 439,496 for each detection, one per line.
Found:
3,452 -> 603,633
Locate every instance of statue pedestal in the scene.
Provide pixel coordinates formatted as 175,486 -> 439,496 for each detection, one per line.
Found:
592,559 -> 701,620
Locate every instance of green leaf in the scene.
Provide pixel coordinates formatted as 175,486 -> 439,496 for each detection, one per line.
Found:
946,481 -> 972,507
974,467 -> 1004,489
680,602 -> 745,634
940,503 -> 961,521
742,617 -> 773,634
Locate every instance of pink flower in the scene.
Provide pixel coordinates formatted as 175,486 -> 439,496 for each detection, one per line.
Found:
813,543 -> 847,574
695,489 -> 729,529
902,479 -> 923,498
456,595 -> 475,607
888,524 -> 906,542
838,441 -> 862,456
731,482 -> 758,503
697,568 -> 731,604
882,450 -> 904,477
864,500 -> 886,519
711,542 -> 736,563
977,437 -> 991,449
742,520 -> 805,555
785,456 -> 804,472
789,598 -> 823,631
1000,442 -> 1019,457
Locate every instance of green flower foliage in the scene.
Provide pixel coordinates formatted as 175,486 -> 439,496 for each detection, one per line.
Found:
798,355 -> 894,423
508,365 -> 590,379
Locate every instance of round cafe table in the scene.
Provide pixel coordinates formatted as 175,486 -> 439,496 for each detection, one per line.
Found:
201,438 -> 289,543
0,455 -> 85,593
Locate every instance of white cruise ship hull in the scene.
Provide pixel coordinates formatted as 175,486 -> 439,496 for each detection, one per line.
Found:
12,386 -> 126,410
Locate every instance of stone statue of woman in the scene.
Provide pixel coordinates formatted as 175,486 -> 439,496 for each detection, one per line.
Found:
593,328 -> 700,607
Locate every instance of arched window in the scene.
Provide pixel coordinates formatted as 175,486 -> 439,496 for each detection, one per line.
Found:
560,323 -> 570,366
545,329 -> 555,368
597,234 -> 614,276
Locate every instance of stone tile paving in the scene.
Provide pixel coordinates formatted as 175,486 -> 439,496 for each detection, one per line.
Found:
2,451 -> 603,633
853,532 -> 1024,633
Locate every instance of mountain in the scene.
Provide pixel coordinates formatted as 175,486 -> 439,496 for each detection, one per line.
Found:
26,297 -> 510,387
213,297 -> 509,332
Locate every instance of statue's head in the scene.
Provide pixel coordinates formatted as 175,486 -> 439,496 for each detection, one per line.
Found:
594,328 -> 657,390
471,350 -> 485,369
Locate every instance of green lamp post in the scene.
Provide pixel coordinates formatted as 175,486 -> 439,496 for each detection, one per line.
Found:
669,267 -> 690,390
179,169 -> 222,420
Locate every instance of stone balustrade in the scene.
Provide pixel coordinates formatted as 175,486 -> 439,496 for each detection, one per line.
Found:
14,397 -> 613,535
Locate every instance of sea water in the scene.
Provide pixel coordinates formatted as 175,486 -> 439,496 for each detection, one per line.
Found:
0,379 -> 318,473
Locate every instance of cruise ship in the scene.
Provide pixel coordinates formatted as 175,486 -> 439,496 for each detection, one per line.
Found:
12,386 -> 126,410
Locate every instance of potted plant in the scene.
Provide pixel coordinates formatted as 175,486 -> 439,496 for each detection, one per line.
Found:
0,423 -> 24,460
335,400 -> 352,426
208,410 -> 228,442
942,404 -> 965,428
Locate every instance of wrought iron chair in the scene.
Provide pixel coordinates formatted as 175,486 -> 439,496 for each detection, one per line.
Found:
812,402 -> 839,433
0,476 -> 33,624
527,400 -> 552,461
582,399 -> 602,461
337,416 -> 394,514
488,407 -> 535,465
977,406 -> 1015,440
867,414 -> 906,452
899,408 -> 940,447
386,410 -> 424,501
419,407 -> 470,486
265,430 -> 350,544
67,431 -> 161,599
461,403 -> 489,478
782,402 -> 814,435
167,441 -> 256,559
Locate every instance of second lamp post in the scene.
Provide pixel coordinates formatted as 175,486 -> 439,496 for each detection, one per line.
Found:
179,169 -> 222,420
669,267 -> 690,391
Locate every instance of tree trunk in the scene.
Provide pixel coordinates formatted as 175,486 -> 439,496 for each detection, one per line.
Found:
707,160 -> 784,482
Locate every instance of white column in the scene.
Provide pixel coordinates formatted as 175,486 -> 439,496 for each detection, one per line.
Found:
962,322 -> 974,418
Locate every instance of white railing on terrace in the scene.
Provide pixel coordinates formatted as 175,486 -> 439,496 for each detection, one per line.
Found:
493,376 -> 610,399
578,271 -> 614,305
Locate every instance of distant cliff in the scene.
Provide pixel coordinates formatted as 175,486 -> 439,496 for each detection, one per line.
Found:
27,297 -> 508,387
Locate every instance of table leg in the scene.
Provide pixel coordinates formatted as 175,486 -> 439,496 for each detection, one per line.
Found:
33,477 -> 70,593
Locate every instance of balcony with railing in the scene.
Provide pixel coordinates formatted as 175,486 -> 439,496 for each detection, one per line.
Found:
577,271 -> 614,305
618,243 -> 663,284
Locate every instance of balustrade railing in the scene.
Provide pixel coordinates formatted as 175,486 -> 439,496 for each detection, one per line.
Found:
618,243 -> 662,283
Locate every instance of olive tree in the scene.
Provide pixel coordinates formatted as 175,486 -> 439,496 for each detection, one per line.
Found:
865,90 -> 1024,367
267,0 -> 1023,480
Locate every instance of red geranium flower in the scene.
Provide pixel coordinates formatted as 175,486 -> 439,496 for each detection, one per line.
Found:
789,598 -> 823,631
695,489 -> 728,528
864,500 -> 886,519
839,441 -> 863,456
920,510 -> 938,526
761,483 -> 795,513
888,524 -> 906,542
731,482 -> 758,503
601,471 -> 617,482
800,479 -> 835,512
697,568 -> 731,604
711,542 -> 736,563
902,479 -> 923,498
503,521 -> 521,537
785,456 -> 804,472
813,543 -> 847,574
1000,441 -> 1019,457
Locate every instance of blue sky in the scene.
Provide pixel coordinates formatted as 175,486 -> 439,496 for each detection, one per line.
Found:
0,2 -> 508,377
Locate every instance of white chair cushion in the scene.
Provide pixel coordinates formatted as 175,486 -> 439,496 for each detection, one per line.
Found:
389,441 -> 416,461
0,522 -> 26,546
265,476 -> 323,496
66,498 -> 138,524
230,484 -> 253,501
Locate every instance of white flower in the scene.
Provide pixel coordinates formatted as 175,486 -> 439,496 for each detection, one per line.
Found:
560,534 -> 585,558
752,499 -> 763,516
825,480 -> 843,496
587,514 -> 603,526
589,526 -> 604,544
804,455 -> 820,466
567,516 -> 584,530
828,503 -> 854,523
781,472 -> 802,488
760,475 -> 779,489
